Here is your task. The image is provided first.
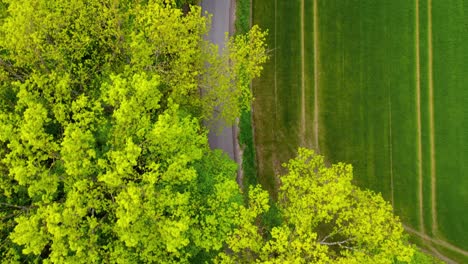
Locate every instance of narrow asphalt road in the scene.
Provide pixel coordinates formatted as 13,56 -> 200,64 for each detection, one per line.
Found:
201,0 -> 238,162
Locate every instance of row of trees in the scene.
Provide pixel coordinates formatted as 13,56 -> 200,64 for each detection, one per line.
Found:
0,0 -> 414,263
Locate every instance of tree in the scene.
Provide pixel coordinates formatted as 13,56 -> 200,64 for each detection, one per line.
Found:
175,0 -> 200,8
219,148 -> 415,263
0,0 -> 267,262
201,25 -> 268,126
0,0 -> 416,262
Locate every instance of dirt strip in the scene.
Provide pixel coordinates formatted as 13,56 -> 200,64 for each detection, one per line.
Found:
427,0 -> 438,236
273,0 -> 278,175
388,97 -> 395,207
403,224 -> 468,258
313,0 -> 320,152
415,0 -> 425,235
300,0 -> 306,146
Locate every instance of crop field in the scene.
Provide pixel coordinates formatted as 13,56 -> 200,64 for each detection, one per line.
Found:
251,0 -> 468,262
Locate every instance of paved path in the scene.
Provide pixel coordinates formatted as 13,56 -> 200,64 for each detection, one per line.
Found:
201,0 -> 238,162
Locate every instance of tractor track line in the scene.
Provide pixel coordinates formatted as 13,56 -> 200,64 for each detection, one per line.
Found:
273,0 -> 278,174
403,225 -> 468,257
313,0 -> 320,152
300,0 -> 306,147
427,0 -> 438,236
415,0 -> 425,235
274,0 -> 277,122
388,96 -> 395,207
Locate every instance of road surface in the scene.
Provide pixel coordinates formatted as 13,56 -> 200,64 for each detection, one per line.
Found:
201,0 -> 238,162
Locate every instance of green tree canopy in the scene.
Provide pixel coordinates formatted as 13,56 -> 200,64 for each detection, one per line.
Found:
1,0 -> 417,263
219,148 -> 414,263
0,0 -> 267,262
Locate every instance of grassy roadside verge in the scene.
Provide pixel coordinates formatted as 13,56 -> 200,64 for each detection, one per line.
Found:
236,0 -> 283,232
235,0 -> 249,35
235,0 -> 258,191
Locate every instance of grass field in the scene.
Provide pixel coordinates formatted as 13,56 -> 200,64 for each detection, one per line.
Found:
252,0 -> 468,262
252,0 -> 303,198
431,0 -> 468,253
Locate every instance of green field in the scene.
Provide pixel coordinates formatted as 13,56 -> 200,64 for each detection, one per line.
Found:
252,0 -> 468,262
252,0 -> 303,198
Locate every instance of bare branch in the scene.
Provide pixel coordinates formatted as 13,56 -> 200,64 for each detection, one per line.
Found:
319,238 -> 353,246
1,212 -> 22,221
339,245 -> 356,250
0,202 -> 35,211
0,58 -> 26,82
320,227 -> 343,243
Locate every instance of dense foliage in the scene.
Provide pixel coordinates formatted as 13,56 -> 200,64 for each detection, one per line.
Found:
219,148 -> 414,263
0,0 -> 414,263
0,0 -> 266,262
